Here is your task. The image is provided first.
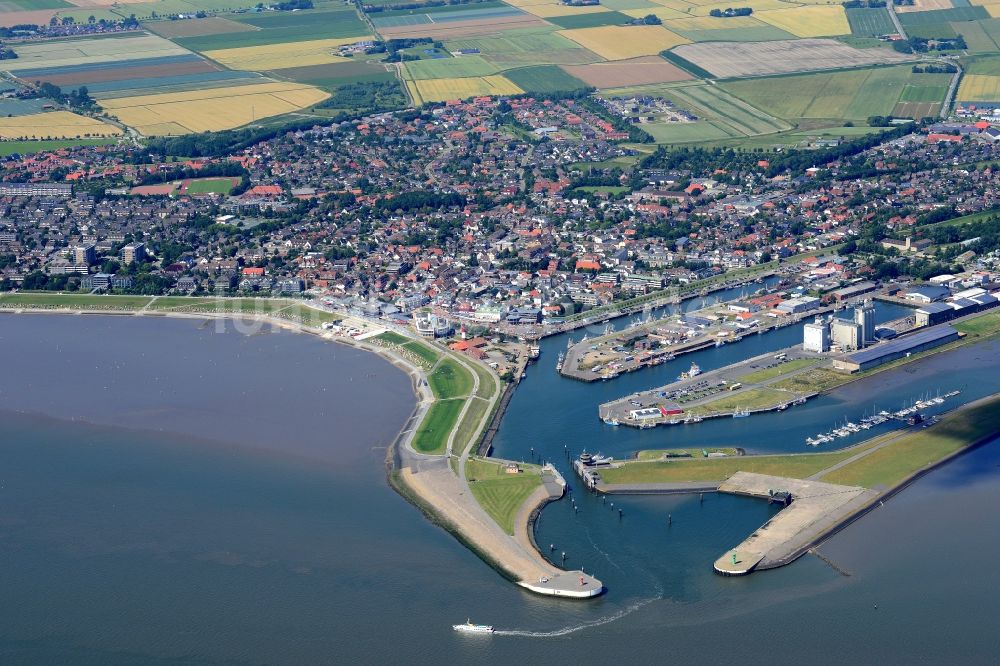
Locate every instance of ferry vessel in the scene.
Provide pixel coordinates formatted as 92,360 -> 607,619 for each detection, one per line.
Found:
453,620 -> 494,634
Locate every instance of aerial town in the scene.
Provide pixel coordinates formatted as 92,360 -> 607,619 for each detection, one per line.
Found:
2,96 -> 1000,352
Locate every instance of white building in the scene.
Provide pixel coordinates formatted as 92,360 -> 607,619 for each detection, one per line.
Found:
803,317 -> 830,353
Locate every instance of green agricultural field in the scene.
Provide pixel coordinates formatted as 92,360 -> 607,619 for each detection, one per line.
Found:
0,138 -> 117,156
403,55 -> 499,80
669,82 -> 791,136
721,66 -> 919,123
672,25 -> 795,42
174,8 -> 369,51
638,120 -> 736,143
401,340 -> 441,365
899,74 -> 953,102
466,458 -> 542,534
429,357 -> 474,400
905,22 -> 958,39
412,398 -> 464,454
845,7 -> 896,37
0,293 -> 153,309
10,0 -> 71,8
443,29 -> 599,66
964,53 -> 1000,75
740,358 -> 821,384
271,61 -> 396,88
953,19 -> 1000,53
897,5 -> 988,25
144,297 -> 220,310
822,396 -> 1000,488
504,65 -> 590,93
546,11 -> 632,29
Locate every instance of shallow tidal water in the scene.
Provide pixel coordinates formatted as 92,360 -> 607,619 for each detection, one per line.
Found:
1,310 -> 999,664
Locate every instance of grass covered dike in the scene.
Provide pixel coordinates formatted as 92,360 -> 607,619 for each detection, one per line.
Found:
465,457 -> 542,535
604,394 -> 1000,490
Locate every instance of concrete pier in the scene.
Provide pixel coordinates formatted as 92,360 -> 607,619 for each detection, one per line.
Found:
712,472 -> 877,575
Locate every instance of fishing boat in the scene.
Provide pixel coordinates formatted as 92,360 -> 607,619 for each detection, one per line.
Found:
556,352 -> 564,372
732,407 -> 750,418
602,417 -> 620,426
453,620 -> 494,635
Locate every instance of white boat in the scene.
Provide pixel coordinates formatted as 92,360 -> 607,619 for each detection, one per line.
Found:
603,417 -> 620,426
732,407 -> 750,418
591,453 -> 614,465
453,620 -> 494,634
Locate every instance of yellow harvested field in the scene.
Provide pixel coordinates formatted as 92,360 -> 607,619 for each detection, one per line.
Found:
958,74 -> 1000,102
98,81 -> 329,135
648,0 -> 701,9
558,25 -> 689,60
973,0 -> 1000,17
0,111 -> 122,139
663,15 -> 763,30
896,0 -> 953,11
755,6 -> 850,37
1,34 -> 189,72
204,36 -> 371,71
408,75 -> 523,104
521,3 -> 612,16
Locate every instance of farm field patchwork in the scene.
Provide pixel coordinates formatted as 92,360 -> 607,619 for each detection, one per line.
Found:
444,28 -> 602,66
97,81 -> 329,135
754,5 -> 850,37
671,38 -> 910,78
0,110 -> 122,139
403,55 -> 499,80
173,7 -> 369,51
954,19 -> 1000,51
143,16 -> 257,39
562,55 -> 691,87
514,1 -> 613,17
18,54 -> 221,88
558,25 -> 690,60
376,12 -> 548,39
407,74 -> 522,103
203,36 -> 370,71
721,66 -> 946,122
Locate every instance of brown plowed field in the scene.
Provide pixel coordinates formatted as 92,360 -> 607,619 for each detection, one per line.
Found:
378,14 -> 548,39
562,55 -> 691,88
145,17 -> 258,39
37,59 -> 220,87
893,101 -> 940,119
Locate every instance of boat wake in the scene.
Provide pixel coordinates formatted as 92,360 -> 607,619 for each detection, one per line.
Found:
493,596 -> 658,638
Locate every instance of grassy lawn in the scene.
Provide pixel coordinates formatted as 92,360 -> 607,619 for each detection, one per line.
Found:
185,177 -> 238,194
602,438 -> 886,484
821,396 -> 1000,488
954,310 -> 1000,337
636,447 -> 739,461
685,386 -> 793,417
0,292 -> 153,309
740,358 -> 821,384
412,399 -> 464,455
401,340 -> 441,366
772,367 -> 851,393
470,361 -> 497,400
453,397 -> 491,454
374,331 -> 410,345
466,457 -> 543,534
145,297 -> 220,310
428,357 -> 474,400
600,450 -> 861,484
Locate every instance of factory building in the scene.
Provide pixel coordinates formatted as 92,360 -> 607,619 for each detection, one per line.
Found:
803,317 -> 831,353
832,319 -> 864,351
832,325 -> 961,373
854,299 -> 876,346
